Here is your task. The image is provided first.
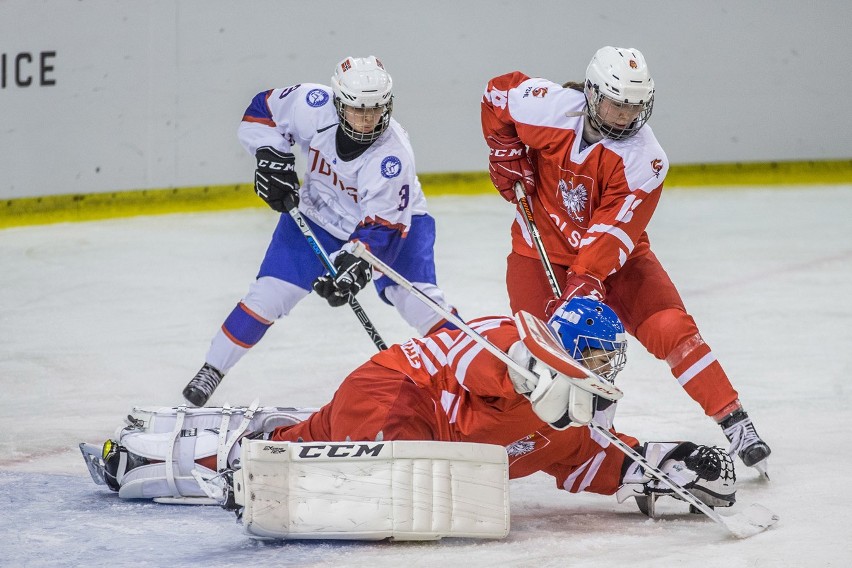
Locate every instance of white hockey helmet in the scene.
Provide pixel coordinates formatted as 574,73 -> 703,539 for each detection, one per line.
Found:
584,46 -> 655,140
331,56 -> 394,144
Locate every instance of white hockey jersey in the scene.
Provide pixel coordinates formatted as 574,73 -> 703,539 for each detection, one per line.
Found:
238,83 -> 428,257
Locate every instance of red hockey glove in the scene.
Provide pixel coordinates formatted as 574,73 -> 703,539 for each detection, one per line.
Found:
545,271 -> 606,317
486,137 -> 535,202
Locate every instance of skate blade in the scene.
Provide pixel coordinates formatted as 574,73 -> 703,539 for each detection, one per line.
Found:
721,503 -> 779,538
635,494 -> 658,518
79,442 -> 107,486
153,496 -> 219,505
753,459 -> 770,481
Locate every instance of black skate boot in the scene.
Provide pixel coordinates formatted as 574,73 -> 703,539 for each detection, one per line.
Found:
720,408 -> 771,477
182,363 -> 224,407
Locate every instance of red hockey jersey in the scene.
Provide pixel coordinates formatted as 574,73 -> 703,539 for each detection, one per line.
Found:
371,317 -> 636,494
481,72 -> 669,281
372,316 -> 544,446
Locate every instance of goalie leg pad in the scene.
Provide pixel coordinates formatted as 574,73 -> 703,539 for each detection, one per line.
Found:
81,404 -> 316,502
235,440 -> 510,541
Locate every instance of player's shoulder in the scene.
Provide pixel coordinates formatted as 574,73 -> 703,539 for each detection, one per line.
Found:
604,125 -> 664,159
275,82 -> 334,110
605,126 -> 669,185
468,315 -> 516,332
509,78 -> 584,127
512,76 -> 563,97
359,121 -> 416,177
263,83 -> 336,134
378,120 -> 416,156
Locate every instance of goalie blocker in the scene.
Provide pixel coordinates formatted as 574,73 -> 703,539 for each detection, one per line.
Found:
511,309 -> 622,427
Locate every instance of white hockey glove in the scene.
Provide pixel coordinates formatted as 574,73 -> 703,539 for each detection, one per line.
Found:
507,341 -> 593,428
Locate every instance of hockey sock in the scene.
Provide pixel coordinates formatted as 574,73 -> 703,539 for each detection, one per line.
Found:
221,302 -> 273,348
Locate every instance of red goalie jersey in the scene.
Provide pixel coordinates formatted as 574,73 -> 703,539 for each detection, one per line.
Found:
271,316 -> 638,495
481,72 -> 669,281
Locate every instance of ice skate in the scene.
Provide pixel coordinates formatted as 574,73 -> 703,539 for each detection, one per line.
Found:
720,408 -> 771,478
182,363 -> 224,407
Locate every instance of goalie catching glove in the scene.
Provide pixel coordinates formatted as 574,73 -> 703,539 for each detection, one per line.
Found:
254,146 -> 300,212
616,441 -> 737,514
312,248 -> 373,307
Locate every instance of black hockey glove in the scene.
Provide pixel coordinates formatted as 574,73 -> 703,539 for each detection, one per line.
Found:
254,146 -> 299,212
312,251 -> 373,307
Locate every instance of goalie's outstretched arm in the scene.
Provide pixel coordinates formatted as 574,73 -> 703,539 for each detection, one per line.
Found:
350,241 -> 621,403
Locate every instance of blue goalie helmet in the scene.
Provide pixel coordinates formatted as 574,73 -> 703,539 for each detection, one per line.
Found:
548,297 -> 627,381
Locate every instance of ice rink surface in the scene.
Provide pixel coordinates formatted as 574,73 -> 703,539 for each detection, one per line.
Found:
2,187 -> 851,567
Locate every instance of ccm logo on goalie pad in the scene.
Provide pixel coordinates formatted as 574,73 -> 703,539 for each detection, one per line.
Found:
263,443 -> 386,459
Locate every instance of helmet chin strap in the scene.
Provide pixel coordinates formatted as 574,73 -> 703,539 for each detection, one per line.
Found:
565,110 -> 605,146
581,116 -> 605,145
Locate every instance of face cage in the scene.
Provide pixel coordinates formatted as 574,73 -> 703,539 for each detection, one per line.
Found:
334,97 -> 393,144
573,336 -> 627,382
585,86 -> 653,141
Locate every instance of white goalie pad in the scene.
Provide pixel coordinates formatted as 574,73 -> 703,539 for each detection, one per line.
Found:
80,403 -> 316,504
514,310 -> 622,401
235,440 -> 510,541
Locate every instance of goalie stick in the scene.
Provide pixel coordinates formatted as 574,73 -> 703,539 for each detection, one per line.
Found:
591,423 -> 779,538
285,203 -> 387,351
351,241 -> 779,538
350,241 -> 621,402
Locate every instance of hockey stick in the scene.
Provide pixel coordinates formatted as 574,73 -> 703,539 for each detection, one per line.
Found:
513,183 -> 778,535
513,181 -> 562,297
514,185 -> 779,532
350,241 -> 620,401
286,205 -> 387,351
351,241 -> 778,538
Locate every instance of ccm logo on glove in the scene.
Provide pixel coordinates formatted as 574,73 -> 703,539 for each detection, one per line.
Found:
489,147 -> 525,158
254,146 -> 300,212
257,158 -> 296,171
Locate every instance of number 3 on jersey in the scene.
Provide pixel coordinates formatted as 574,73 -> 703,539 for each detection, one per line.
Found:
397,184 -> 410,211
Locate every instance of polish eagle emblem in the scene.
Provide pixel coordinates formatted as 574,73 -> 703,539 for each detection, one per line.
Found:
559,178 -> 588,223
506,438 -> 536,457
